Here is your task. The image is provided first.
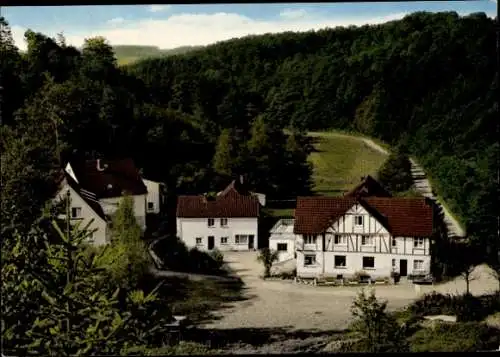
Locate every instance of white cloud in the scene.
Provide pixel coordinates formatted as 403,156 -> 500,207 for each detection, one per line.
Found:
279,8 -> 309,20
107,17 -> 125,25
148,5 -> 171,13
11,9 -> 495,53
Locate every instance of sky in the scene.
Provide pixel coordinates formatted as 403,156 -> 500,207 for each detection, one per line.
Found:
2,1 -> 498,51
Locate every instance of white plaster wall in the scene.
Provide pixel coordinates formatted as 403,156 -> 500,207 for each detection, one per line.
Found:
54,184 -> 108,246
269,234 -> 296,261
143,179 -> 161,214
177,217 -> 258,251
297,251 -> 431,278
99,194 -> 147,229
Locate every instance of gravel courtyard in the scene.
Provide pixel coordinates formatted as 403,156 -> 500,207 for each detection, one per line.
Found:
202,251 -> 499,331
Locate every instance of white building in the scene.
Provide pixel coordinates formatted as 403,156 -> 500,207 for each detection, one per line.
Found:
176,180 -> 260,251
54,158 -> 162,246
294,196 -> 434,279
269,219 -> 296,262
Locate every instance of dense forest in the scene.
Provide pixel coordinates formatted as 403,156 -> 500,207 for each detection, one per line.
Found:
126,11 -> 498,261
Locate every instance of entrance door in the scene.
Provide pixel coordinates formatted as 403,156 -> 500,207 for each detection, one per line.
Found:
400,259 -> 408,277
248,235 -> 255,250
208,236 -> 215,250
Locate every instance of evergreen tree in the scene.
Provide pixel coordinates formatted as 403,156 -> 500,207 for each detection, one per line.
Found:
377,150 -> 414,194
212,128 -> 237,178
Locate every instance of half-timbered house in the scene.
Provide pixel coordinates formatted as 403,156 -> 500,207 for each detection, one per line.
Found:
294,196 -> 433,279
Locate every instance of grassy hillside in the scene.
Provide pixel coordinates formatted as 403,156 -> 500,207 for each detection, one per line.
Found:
113,45 -> 204,65
308,131 -> 388,196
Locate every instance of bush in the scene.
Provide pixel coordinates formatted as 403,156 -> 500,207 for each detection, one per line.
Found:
353,270 -> 371,282
152,236 -> 226,275
409,322 -> 500,352
410,292 -> 500,322
209,248 -> 225,270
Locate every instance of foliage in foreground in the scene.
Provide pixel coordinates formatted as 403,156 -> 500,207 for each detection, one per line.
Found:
409,291 -> 500,322
348,289 -> 409,352
1,197 -> 174,355
408,322 -> 500,352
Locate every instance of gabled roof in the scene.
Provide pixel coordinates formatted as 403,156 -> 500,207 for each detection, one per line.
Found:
294,196 -> 433,237
344,175 -> 392,198
57,171 -> 107,222
68,158 -> 147,199
176,180 -> 260,218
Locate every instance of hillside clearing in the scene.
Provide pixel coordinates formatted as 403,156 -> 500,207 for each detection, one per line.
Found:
308,131 -> 388,196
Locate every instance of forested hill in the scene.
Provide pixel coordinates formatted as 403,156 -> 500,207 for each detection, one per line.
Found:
127,11 -> 498,257
112,45 -> 204,65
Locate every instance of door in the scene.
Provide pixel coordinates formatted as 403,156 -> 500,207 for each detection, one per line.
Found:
400,259 -> 408,277
208,236 -> 215,250
248,235 -> 255,250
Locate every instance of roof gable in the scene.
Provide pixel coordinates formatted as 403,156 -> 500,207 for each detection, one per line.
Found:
294,196 -> 433,236
345,175 -> 392,198
177,181 -> 259,218
57,173 -> 107,222
67,158 -> 147,199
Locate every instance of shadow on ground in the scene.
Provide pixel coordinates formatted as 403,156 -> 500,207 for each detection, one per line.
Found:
183,326 -> 346,351
153,276 -> 255,325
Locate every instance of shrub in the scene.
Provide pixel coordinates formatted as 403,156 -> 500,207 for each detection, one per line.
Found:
209,248 -> 225,270
410,292 -> 499,322
350,289 -> 409,352
409,322 -> 499,352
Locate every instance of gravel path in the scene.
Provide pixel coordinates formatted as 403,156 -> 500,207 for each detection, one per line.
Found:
202,252 -> 499,332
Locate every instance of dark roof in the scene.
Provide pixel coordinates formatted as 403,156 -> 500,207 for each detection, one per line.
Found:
176,180 -> 260,218
344,175 -> 392,198
58,171 -> 107,221
294,196 -> 433,237
68,158 -> 147,199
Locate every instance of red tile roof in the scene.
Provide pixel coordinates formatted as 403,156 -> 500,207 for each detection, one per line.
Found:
69,158 -> 147,199
344,175 -> 392,198
294,196 -> 433,237
176,180 -> 260,218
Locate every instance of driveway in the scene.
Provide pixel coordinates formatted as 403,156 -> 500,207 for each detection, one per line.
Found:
202,252 -> 499,331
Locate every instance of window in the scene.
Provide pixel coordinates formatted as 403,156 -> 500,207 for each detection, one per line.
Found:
334,255 -> 347,268
391,237 -> 397,247
304,254 -> 316,266
220,218 -> 228,227
413,260 -> 424,270
304,235 -> 316,244
392,259 -> 396,267
220,237 -> 228,244
414,237 -> 424,248
362,256 -> 375,269
195,237 -> 203,245
207,218 -> 214,227
235,235 -> 248,244
334,235 -> 346,244
87,232 -> 95,243
354,215 -> 363,226
277,243 -> 287,251
361,235 -> 374,245
147,202 -> 154,211
71,207 -> 82,218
